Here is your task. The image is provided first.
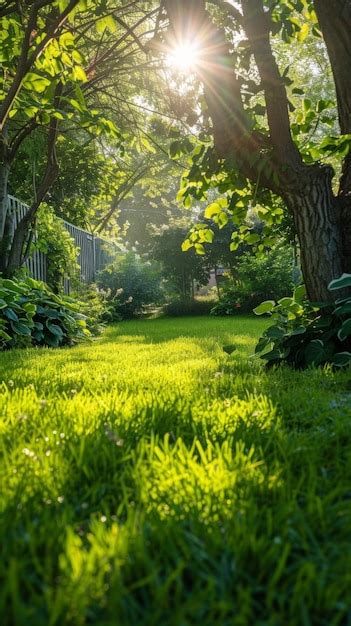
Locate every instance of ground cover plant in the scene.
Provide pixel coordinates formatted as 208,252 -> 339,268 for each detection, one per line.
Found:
0,316 -> 350,625
255,275 -> 351,369
0,277 -> 90,349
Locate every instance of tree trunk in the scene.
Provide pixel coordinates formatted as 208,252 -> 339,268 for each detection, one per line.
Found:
0,126 -> 10,248
284,169 -> 343,302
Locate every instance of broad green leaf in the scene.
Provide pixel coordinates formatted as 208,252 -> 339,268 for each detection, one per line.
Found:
293,284 -> 306,302
254,300 -> 275,315
96,15 -> 117,34
265,325 -> 285,339
246,233 -> 260,245
72,66 -> 87,82
337,318 -> 351,342
329,274 -> 351,291
23,73 -> 51,93
46,322 -> 64,337
181,240 -> 192,252
10,321 -> 31,336
195,243 -> 205,255
204,202 -> 222,219
4,308 -> 19,321
335,300 -> 351,316
278,297 -> 294,308
331,352 -> 351,367
290,325 -> 306,336
305,339 -> 333,365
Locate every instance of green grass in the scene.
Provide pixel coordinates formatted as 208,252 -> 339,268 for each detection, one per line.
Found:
1,315 -> 351,626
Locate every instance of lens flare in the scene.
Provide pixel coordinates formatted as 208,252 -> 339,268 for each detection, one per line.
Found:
167,42 -> 200,71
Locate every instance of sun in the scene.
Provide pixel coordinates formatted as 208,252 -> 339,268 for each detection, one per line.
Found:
167,42 -> 200,71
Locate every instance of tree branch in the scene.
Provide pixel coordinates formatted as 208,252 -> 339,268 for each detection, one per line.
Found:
0,0 -> 80,131
241,0 -> 302,168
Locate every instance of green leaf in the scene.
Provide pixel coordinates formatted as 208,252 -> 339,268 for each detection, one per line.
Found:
265,325 -> 285,339
23,303 -> 36,315
255,336 -> 271,354
4,307 -> 18,321
181,240 -> 192,252
293,285 -> 306,302
46,322 -> 64,337
246,233 -> 260,245
0,329 -> 11,342
305,339 -> 333,365
204,202 -> 222,219
261,348 -> 282,362
329,274 -> 351,291
278,297 -> 294,308
194,243 -> 205,255
337,318 -> 351,342
96,15 -> 117,33
254,300 -> 275,315
141,136 -> 156,153
335,300 -> 351,316
72,66 -> 87,82
23,73 -> 51,93
331,352 -> 351,368
290,325 -> 306,336
10,321 -> 31,336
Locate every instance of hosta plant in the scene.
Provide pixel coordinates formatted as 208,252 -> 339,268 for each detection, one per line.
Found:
254,275 -> 351,369
0,277 -> 90,350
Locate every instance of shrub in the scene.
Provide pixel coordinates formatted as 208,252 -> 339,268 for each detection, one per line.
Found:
71,283 -> 112,334
164,297 -> 214,317
36,205 -> 80,293
211,245 -> 297,315
97,253 -> 164,320
254,275 -> 351,369
0,277 -> 90,349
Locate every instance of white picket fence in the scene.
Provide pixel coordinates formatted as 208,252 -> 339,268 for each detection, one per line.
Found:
8,195 -> 116,287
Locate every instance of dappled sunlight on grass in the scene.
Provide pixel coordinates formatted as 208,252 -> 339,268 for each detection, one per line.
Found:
1,316 -> 351,625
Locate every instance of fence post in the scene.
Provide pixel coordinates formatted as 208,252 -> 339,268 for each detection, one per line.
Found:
93,235 -> 96,282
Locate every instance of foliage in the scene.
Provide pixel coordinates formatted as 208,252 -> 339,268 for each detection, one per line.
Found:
1,316 -> 351,625
162,0 -> 351,303
150,224 -> 211,298
97,252 -> 164,320
211,244 -> 298,315
1,0 -> 155,274
255,275 -> 351,368
0,276 -> 90,349
164,297 -> 213,317
35,204 -> 80,292
71,283 -> 112,334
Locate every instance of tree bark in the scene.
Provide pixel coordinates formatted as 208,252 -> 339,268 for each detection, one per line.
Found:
313,1 -> 351,276
284,168 -> 343,302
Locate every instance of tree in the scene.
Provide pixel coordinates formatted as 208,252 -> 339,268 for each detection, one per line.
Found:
0,0 -> 157,275
160,0 -> 351,302
150,221 -> 211,298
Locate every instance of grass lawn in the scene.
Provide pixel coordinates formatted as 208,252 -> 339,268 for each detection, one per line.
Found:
1,315 -> 351,625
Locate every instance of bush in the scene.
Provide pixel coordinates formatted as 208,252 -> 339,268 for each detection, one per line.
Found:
71,283 -> 112,334
0,277 -> 90,349
211,245 -> 297,315
36,205 -> 80,293
97,253 -> 164,320
254,275 -> 351,369
164,298 -> 214,317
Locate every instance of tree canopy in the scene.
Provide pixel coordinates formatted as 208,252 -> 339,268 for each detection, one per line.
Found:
1,0 -> 351,306
157,0 -> 351,302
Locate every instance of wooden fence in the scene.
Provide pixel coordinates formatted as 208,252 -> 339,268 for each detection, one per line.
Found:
8,195 -> 116,287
